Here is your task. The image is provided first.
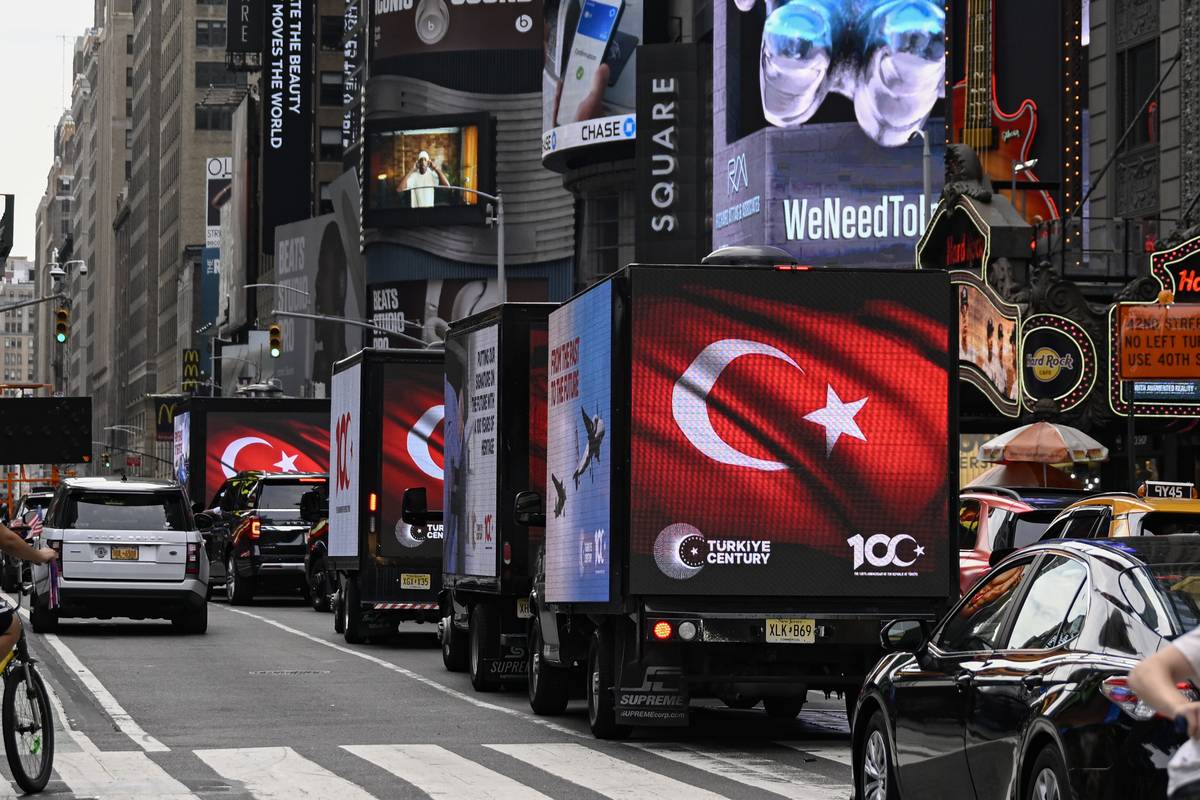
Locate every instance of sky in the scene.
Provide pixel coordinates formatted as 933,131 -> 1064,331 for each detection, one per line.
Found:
0,1 -> 96,262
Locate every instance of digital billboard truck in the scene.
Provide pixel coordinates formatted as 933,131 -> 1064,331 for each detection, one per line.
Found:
325,349 -> 446,643
523,260 -> 957,738
404,303 -> 552,691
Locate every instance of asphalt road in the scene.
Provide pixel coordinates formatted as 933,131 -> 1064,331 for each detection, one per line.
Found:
0,591 -> 855,799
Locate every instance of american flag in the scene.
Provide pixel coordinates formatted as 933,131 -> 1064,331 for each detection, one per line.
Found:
27,509 -> 42,539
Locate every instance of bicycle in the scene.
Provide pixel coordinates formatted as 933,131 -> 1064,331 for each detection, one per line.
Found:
0,580 -> 55,793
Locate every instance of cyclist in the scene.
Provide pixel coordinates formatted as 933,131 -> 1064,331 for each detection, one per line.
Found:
0,522 -> 56,656
1130,628 -> 1200,798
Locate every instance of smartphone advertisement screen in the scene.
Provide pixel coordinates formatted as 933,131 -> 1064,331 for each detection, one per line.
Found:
541,0 -> 644,170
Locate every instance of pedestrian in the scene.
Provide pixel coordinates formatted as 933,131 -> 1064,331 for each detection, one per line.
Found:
1130,631 -> 1200,797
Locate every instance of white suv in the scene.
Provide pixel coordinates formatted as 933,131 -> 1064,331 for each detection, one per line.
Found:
31,478 -> 210,634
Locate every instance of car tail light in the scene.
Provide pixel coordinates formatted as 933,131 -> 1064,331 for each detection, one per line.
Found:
249,518 -> 261,539
1101,676 -> 1199,721
652,620 -> 673,640
185,543 -> 200,576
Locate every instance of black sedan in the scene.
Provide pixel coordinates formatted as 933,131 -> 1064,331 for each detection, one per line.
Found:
851,536 -> 1200,800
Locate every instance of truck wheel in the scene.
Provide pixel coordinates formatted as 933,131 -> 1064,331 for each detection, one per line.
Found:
469,603 -> 500,692
764,696 -> 805,720
586,627 -> 630,740
528,618 -> 569,716
226,555 -> 255,606
341,575 -> 366,644
309,559 -> 332,613
442,615 -> 468,672
333,585 -> 346,634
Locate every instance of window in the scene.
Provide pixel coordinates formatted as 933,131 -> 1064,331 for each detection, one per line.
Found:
1139,513 -> 1200,536
319,182 -> 333,214
320,72 -> 343,107
938,561 -> 1031,652
61,491 -> 189,531
126,97 -> 132,117
319,127 -> 343,162
1118,39 -> 1160,151
196,19 -> 228,47
194,105 -> 233,130
320,16 -> 343,51
126,67 -> 132,87
257,480 -> 323,515
195,61 -> 245,88
958,500 -> 981,550
1004,556 -> 1087,650
126,34 -> 133,54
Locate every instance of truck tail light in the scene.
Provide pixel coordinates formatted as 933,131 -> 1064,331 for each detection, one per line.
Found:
1101,676 -> 1198,721
185,543 -> 200,576
502,542 -> 512,565
368,492 -> 378,513
651,620 -> 673,640
249,518 -> 261,539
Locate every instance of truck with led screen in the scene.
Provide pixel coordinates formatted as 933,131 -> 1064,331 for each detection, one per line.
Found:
321,349 -> 446,643
526,257 -> 957,737
404,303 -> 552,690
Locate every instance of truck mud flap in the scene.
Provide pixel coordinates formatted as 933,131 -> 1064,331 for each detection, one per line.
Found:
614,666 -> 689,726
482,638 -> 529,679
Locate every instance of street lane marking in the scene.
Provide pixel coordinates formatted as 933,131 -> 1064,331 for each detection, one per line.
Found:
344,744 -> 552,800
54,750 -> 197,799
630,742 -> 852,799
778,742 -> 854,767
217,605 -> 583,738
5,593 -> 163,756
486,743 -> 727,800
196,746 -> 377,800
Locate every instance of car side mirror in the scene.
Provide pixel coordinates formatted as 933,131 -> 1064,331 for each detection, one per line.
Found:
401,487 -> 441,525
989,548 -> 1016,568
514,491 -> 545,528
194,512 -> 215,533
881,618 -> 929,653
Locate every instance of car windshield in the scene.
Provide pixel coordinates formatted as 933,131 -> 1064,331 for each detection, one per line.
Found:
1140,513 -> 1200,537
62,491 -> 190,531
1009,510 -> 1060,549
258,481 -> 322,513
1120,562 -> 1200,638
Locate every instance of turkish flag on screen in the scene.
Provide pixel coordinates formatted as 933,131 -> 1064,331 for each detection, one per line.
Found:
628,269 -> 951,597
205,412 -> 330,503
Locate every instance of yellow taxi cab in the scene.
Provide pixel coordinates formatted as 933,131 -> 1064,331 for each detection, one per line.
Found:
1041,481 -> 1200,540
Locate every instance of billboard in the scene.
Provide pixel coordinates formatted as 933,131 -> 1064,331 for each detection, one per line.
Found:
329,364 -> 360,559
261,0 -> 314,247
956,273 -> 1020,417
369,0 -> 539,63
1020,314 -> 1096,413
328,169 -> 368,358
380,361 -> 445,560
545,280 -> 612,603
363,114 -> 494,228
342,0 -> 362,154
173,411 -> 191,485
443,324 -> 499,577
628,267 -> 952,598
205,157 -> 231,249
227,0 -> 264,55
713,0 -> 944,264
0,397 -> 91,465
368,278 -> 548,348
541,0 -> 643,167
219,98 -> 252,334
204,410 -> 330,503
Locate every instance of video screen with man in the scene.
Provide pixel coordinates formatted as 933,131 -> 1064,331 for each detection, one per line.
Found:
367,124 -> 480,211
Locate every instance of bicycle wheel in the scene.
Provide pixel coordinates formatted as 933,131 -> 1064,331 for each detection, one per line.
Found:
3,664 -> 54,793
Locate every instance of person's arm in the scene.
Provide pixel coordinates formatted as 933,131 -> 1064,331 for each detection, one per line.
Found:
430,163 -> 450,186
1130,644 -> 1200,735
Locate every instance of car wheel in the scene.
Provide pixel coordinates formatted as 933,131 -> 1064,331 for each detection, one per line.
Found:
172,602 -> 208,635
857,711 -> 898,800
469,603 -> 500,692
28,593 -> 57,635
528,618 -> 570,715
1026,744 -> 1070,800
764,696 -> 805,720
226,555 -> 254,605
587,625 -> 630,740
441,615 -> 468,672
341,575 -> 365,644
309,560 -> 331,613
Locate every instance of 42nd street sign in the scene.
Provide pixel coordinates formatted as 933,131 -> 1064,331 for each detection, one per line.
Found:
1117,302 -> 1200,380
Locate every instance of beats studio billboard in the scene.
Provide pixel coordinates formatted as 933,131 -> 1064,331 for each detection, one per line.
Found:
370,0 -> 540,64
713,0 -> 945,265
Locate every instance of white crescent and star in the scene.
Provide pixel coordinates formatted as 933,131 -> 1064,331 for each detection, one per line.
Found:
672,339 -> 869,469
407,404 -> 445,481
220,436 -> 273,478
274,452 -> 300,472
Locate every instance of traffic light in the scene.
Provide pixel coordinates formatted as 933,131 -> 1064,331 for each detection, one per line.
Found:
54,307 -> 69,343
268,323 -> 282,358
102,452 -> 111,469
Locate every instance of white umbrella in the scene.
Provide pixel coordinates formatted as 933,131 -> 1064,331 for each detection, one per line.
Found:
979,421 -> 1109,465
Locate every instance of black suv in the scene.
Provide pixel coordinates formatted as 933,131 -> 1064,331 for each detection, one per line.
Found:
204,471 -> 327,604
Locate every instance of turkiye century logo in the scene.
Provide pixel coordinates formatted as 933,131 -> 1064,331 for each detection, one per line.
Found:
653,523 -> 771,580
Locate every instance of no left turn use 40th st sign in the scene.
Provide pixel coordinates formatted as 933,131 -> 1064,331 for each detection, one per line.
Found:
1117,303 -> 1200,380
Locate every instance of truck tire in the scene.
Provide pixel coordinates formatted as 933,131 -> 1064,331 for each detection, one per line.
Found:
226,555 -> 255,606
333,585 -> 346,634
442,615 -> 468,672
586,626 -> 630,740
29,593 -> 57,635
469,603 -> 500,692
528,618 -> 569,716
341,575 -> 366,644
308,558 -> 332,613
764,696 -> 805,720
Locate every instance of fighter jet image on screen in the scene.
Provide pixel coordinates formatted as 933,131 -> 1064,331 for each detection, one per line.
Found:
573,407 -> 605,489
551,473 -> 567,519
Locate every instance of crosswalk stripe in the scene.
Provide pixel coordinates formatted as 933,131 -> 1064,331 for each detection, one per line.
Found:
487,742 -> 727,800
778,742 -> 854,767
195,746 -> 378,800
630,743 -> 851,800
53,750 -> 197,799
344,744 -> 552,800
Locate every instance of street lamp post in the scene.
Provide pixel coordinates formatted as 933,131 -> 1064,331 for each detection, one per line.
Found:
909,129 -> 931,228
439,185 -> 505,305
270,309 -> 437,348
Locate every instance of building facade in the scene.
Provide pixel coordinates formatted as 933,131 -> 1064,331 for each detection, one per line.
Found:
0,259 -> 40,394
33,112 -> 77,392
